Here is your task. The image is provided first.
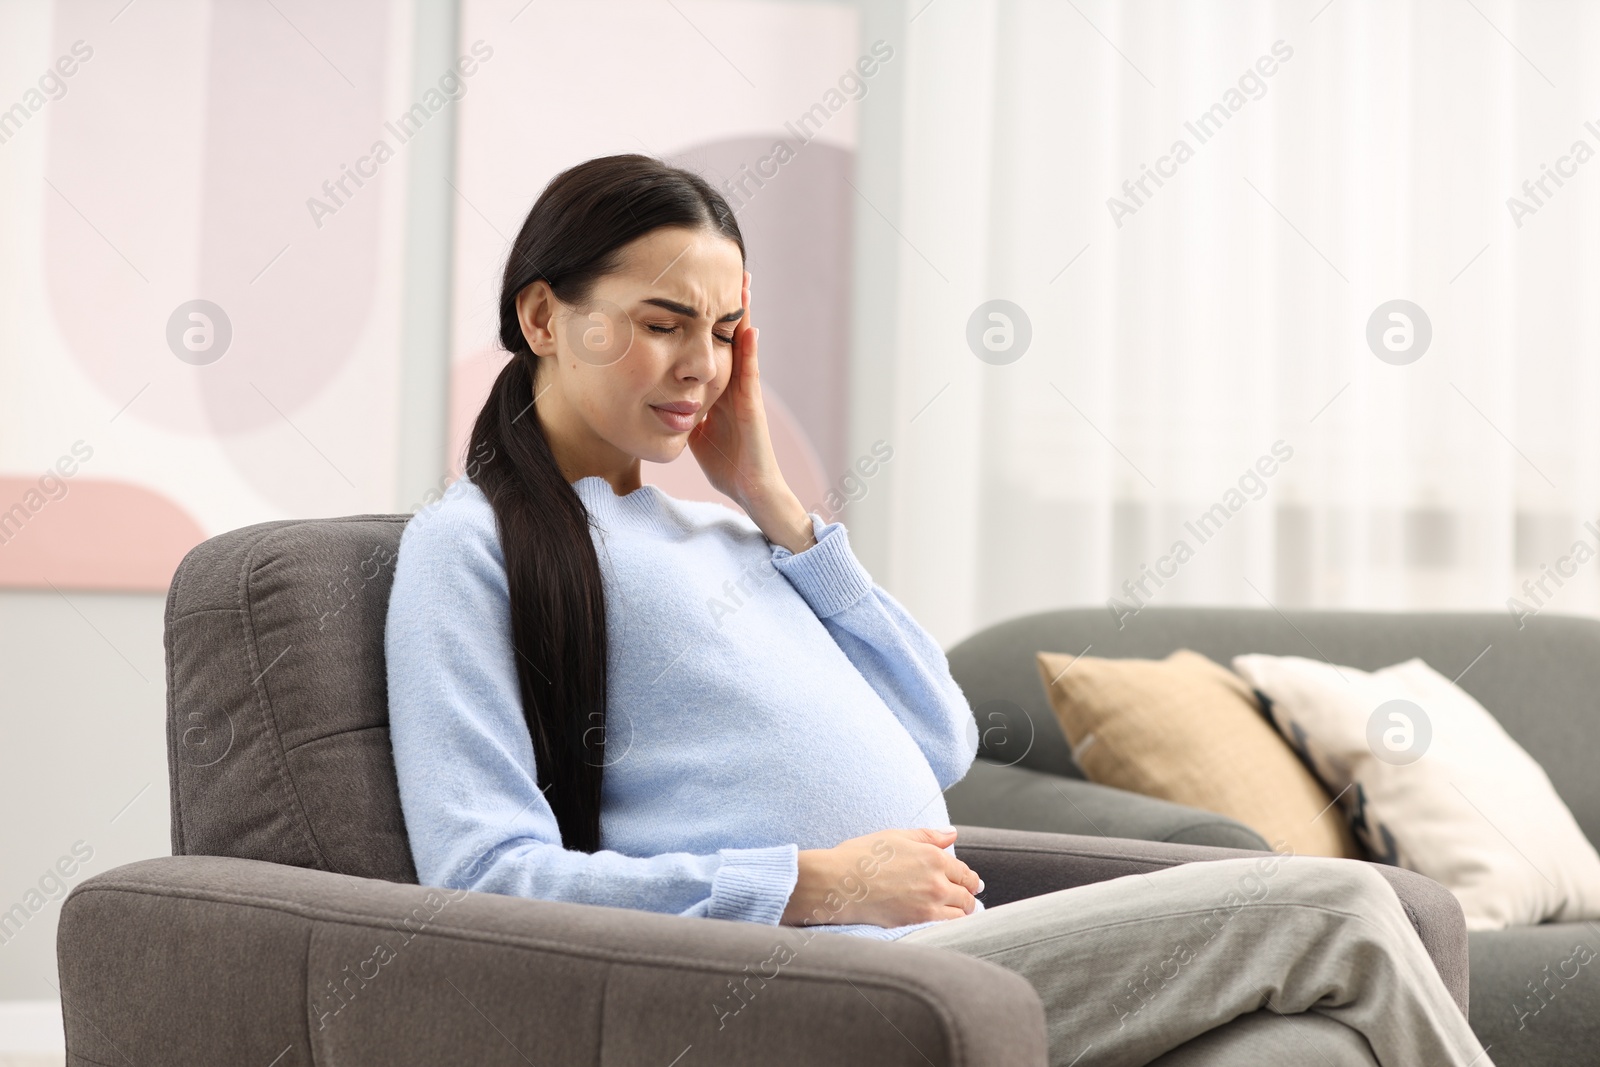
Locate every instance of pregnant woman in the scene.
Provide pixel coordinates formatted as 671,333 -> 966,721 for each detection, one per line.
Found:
384,154 -> 1491,1067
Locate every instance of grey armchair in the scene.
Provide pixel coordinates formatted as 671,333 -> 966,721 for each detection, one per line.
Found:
943,604 -> 1600,1067
56,515 -> 1470,1065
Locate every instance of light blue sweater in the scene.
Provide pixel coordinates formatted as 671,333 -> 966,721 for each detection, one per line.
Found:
384,474 -> 983,941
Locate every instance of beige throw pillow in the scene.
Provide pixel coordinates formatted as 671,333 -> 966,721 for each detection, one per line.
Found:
1035,648 -> 1363,859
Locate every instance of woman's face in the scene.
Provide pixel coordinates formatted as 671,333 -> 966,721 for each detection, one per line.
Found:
518,225 -> 745,480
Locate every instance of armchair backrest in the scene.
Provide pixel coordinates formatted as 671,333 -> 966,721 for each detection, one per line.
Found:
165,513 -> 417,882
945,606 -> 1600,846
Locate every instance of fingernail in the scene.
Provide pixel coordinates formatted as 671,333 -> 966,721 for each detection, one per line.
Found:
977,878 -> 986,893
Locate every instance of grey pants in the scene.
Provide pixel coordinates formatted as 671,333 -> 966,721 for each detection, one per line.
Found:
898,854 -> 1493,1067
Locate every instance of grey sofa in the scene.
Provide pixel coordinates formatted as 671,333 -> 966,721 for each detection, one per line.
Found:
943,605 -> 1600,1067
57,515 -> 1469,1065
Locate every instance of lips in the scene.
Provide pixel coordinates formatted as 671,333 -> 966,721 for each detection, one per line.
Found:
650,400 -> 701,432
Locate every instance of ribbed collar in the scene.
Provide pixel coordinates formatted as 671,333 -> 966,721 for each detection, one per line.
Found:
569,475 -> 682,536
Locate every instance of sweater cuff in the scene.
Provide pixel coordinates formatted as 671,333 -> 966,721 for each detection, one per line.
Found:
708,843 -> 800,925
769,513 -> 874,619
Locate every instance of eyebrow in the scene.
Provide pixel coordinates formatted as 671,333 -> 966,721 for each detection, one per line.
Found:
639,297 -> 745,324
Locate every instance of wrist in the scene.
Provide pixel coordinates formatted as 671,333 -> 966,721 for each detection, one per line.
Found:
780,848 -> 836,926
749,487 -> 815,555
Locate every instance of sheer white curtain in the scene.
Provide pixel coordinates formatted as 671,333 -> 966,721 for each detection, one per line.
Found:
872,0 -> 1600,647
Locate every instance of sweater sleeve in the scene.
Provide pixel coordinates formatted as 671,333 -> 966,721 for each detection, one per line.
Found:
769,512 -> 979,789
384,492 -> 799,924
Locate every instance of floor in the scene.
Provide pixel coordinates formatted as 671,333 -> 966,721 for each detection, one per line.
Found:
0,1002 -> 64,1067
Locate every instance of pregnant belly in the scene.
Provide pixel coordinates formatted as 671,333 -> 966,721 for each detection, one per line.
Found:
598,696 -> 949,856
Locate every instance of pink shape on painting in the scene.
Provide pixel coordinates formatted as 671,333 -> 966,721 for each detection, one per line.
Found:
0,478 -> 207,592
45,1 -> 388,439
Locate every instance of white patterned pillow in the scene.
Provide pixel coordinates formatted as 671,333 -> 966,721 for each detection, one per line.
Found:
1231,653 -> 1600,930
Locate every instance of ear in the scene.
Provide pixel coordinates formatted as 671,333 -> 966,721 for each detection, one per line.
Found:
515,280 -> 559,357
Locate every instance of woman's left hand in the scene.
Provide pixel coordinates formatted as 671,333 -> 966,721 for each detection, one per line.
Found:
688,271 -> 815,553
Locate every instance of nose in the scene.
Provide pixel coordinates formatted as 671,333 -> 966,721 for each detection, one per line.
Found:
679,327 -> 719,382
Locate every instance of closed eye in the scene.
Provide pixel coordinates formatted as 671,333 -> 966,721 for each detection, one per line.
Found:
647,323 -> 736,345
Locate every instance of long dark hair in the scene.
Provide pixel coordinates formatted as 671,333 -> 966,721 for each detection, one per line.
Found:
467,154 -> 745,853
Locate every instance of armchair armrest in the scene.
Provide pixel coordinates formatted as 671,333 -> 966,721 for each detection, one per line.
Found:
57,856 -> 1046,1067
954,824 -> 1470,1016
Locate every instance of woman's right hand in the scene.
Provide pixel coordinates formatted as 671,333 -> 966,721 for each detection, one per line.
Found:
780,827 -> 984,928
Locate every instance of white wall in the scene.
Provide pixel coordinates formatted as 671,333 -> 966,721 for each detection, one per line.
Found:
0,591 -> 168,1005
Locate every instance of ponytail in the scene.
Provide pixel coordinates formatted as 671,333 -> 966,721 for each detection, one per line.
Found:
465,153 -> 744,852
